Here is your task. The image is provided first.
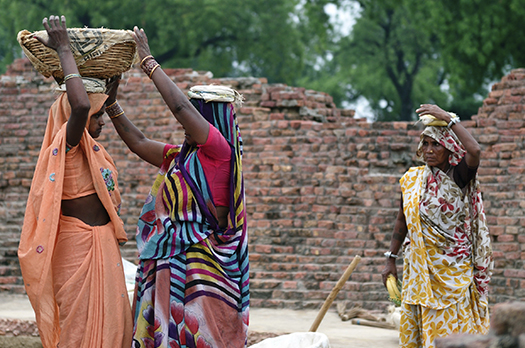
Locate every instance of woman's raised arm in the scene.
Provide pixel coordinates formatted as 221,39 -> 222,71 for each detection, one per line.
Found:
105,76 -> 165,168
36,15 -> 91,147
132,26 -> 210,145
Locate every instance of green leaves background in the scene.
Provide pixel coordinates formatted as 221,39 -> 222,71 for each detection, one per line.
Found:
2,0 -> 524,121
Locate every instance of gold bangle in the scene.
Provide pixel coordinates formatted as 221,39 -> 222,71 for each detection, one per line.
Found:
105,100 -> 117,109
140,55 -> 154,67
109,111 -> 124,119
141,57 -> 161,79
148,64 -> 160,79
64,73 -> 81,82
106,100 -> 124,118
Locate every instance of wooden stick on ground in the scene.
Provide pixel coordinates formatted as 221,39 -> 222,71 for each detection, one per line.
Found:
309,255 -> 362,332
350,318 -> 395,330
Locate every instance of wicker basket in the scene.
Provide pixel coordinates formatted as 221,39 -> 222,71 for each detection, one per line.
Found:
17,28 -> 138,83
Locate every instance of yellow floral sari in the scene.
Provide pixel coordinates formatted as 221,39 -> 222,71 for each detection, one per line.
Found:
399,164 -> 492,348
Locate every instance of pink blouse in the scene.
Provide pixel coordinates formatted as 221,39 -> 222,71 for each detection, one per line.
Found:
164,124 -> 231,206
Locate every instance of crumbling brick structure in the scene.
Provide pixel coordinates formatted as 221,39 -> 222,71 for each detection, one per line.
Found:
1,58 -> 524,310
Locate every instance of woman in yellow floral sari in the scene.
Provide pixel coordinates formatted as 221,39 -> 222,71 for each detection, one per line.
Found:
382,104 -> 493,348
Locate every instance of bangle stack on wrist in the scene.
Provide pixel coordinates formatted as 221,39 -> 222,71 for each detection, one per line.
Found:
106,100 -> 124,119
140,55 -> 161,79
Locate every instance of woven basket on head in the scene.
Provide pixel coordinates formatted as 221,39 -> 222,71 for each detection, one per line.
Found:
17,28 -> 139,83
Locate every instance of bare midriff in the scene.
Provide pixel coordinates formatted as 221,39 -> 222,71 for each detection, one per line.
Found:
61,193 -> 110,226
217,206 -> 229,229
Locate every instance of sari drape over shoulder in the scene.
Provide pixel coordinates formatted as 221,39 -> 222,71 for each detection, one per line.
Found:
132,99 -> 249,348
399,126 -> 493,348
18,93 -> 132,348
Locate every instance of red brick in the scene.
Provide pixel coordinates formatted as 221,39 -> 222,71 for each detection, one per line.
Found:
2,59 -> 525,309
497,234 -> 515,242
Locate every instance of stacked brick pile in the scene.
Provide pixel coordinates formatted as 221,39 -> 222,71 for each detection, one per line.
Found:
1,58 -> 524,311
473,69 -> 525,304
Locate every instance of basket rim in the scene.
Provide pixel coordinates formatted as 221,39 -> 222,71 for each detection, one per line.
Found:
17,28 -> 138,81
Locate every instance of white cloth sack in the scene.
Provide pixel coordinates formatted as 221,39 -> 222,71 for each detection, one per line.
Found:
249,332 -> 331,348
122,258 -> 137,303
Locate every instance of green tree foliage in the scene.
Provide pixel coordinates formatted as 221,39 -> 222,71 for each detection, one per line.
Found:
0,0 -> 338,86
2,0 -> 524,122
429,0 -> 525,96
301,0 -> 451,121
308,0 -> 525,121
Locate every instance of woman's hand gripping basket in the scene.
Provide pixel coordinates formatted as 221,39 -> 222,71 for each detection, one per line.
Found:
17,28 -> 138,83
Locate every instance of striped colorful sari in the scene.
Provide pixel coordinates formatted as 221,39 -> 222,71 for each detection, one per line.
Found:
131,100 -> 249,348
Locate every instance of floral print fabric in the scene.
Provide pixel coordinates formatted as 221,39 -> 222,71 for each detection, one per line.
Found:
399,165 -> 492,348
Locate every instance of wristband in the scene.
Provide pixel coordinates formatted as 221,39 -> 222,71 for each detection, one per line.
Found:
140,55 -> 154,67
106,100 -> 124,119
384,251 -> 398,259
64,73 -> 81,82
447,117 -> 458,128
141,57 -> 161,79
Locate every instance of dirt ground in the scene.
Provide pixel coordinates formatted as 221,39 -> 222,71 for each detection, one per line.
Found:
0,318 -> 279,347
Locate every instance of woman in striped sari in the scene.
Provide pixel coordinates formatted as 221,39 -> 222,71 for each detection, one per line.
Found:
381,104 -> 493,348
105,27 -> 249,348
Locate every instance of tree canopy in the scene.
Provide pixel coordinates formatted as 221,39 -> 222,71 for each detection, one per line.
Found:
0,0 -> 338,85
303,0 -> 525,120
1,0 -> 525,121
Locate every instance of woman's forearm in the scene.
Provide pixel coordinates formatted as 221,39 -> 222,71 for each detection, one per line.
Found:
131,26 -> 210,145
447,122 -> 481,167
382,204 -> 407,284
108,107 -> 165,167
149,67 -> 209,144
39,15 -> 91,146
58,47 -> 90,112
388,214 -> 407,256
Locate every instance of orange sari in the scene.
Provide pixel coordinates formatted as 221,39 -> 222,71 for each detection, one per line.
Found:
18,93 -> 132,348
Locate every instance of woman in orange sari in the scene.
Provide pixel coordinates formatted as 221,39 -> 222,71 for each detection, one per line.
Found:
17,15 -> 132,348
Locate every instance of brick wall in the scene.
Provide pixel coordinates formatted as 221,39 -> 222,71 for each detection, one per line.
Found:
1,58 -> 524,310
